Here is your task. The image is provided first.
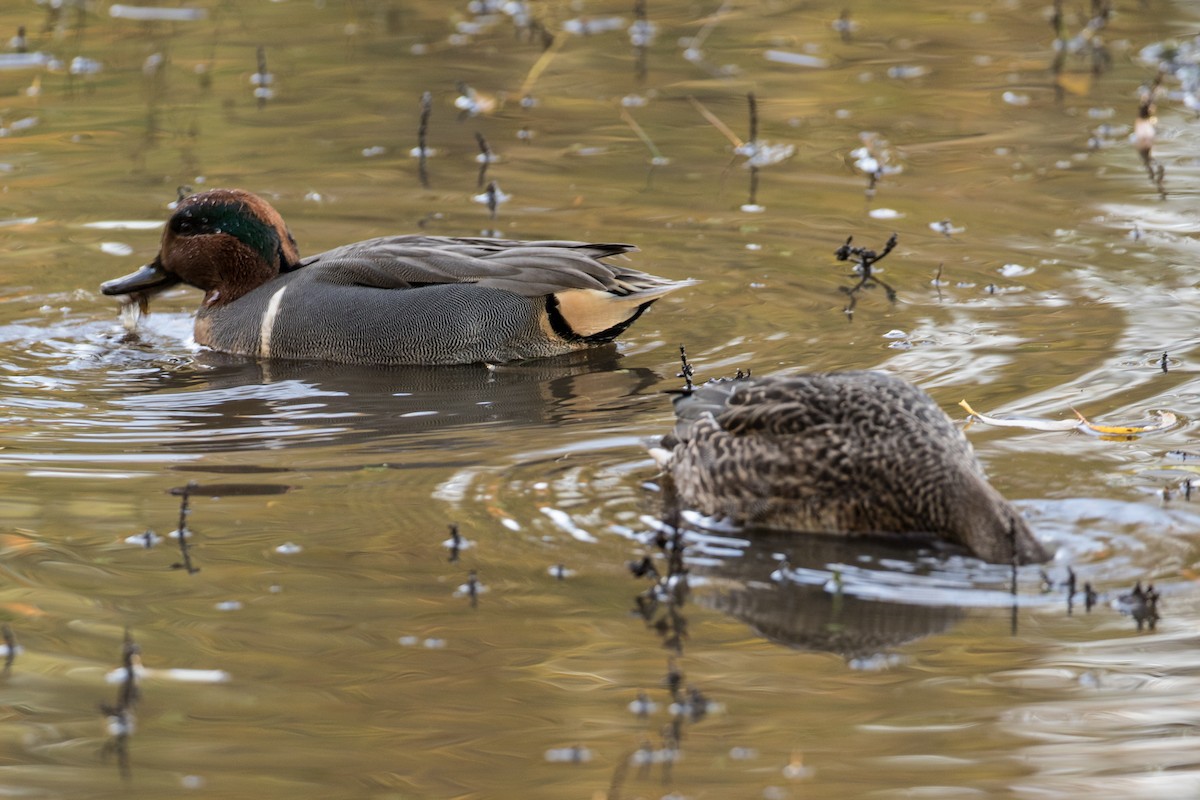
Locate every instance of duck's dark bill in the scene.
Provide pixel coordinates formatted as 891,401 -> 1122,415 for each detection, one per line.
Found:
101,262 -> 181,296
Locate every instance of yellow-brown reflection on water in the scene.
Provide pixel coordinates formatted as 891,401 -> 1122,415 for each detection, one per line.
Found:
1,0 -> 1200,797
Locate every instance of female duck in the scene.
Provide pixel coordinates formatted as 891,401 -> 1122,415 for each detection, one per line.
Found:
652,370 -> 1050,565
101,189 -> 692,365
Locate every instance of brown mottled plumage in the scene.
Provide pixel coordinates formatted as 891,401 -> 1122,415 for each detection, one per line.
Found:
101,189 -> 693,365
653,371 -> 1049,565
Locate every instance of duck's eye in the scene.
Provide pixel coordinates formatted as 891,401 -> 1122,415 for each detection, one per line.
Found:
172,214 -> 211,236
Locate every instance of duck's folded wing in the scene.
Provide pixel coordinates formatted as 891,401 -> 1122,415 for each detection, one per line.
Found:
674,373 -> 919,439
297,236 -> 675,297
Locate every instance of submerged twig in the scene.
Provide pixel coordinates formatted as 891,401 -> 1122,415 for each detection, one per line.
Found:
619,105 -> 667,165
687,95 -> 743,148
517,32 -> 567,101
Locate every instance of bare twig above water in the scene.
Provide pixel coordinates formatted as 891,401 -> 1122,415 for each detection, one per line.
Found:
475,131 -> 494,188
631,0 -> 652,82
169,481 -> 200,574
1,624 -> 14,677
465,569 -> 481,608
252,46 -> 274,108
446,522 -> 463,562
416,90 -> 432,188
1134,74 -> 1166,198
99,629 -> 140,781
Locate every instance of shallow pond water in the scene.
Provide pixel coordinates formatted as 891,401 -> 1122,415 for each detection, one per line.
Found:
1,1 -> 1200,798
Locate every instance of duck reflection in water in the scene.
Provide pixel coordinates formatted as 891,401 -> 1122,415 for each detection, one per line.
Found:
103,345 -> 663,454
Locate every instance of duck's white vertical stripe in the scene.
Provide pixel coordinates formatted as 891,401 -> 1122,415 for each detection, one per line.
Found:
259,285 -> 288,359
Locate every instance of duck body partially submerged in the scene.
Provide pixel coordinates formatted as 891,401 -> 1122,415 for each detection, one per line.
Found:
101,189 -> 692,365
653,371 -> 1050,565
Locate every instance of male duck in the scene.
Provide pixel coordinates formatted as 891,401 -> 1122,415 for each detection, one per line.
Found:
651,370 -> 1050,565
101,189 -> 692,365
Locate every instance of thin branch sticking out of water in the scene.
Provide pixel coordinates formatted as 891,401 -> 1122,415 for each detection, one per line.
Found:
169,481 -> 200,574
1134,74 -> 1166,198
475,132 -> 493,188
746,91 -> 758,146
446,522 -> 463,562
253,46 -> 274,109
1,624 -> 14,677
416,91 -> 432,189
465,569 -> 481,609
99,629 -> 140,781
631,0 -> 650,83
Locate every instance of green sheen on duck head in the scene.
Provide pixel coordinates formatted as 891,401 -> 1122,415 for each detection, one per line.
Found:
157,189 -> 301,306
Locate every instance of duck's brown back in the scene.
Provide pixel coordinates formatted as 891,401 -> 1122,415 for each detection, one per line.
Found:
664,371 -> 1049,564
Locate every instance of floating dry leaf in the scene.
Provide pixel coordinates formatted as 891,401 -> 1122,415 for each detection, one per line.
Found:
960,400 -> 1178,437
1072,408 -> 1177,435
958,400 -> 1079,431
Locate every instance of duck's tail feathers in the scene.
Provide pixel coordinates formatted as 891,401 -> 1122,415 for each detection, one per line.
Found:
549,279 -> 697,343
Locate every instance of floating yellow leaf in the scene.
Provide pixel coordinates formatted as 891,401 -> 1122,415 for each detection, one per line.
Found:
1073,408 -> 1177,435
1056,71 -> 1093,96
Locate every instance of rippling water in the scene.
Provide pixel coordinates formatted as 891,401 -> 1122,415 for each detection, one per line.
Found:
1,1 -> 1200,798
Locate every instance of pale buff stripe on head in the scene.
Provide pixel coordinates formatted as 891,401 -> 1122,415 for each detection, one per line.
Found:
259,285 -> 289,359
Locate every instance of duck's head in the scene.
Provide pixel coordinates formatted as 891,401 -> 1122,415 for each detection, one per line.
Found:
101,189 -> 300,307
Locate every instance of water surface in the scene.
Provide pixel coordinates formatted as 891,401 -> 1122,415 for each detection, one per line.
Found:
1,1 -> 1199,798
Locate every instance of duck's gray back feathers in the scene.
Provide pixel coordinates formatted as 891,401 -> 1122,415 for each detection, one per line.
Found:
662,371 -> 1048,565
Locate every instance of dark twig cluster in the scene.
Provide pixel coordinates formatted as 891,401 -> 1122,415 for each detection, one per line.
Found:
675,345 -> 694,393
618,509 -> 713,792
1050,0 -> 1112,81
835,233 -> 899,318
1123,581 -> 1160,631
